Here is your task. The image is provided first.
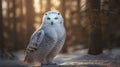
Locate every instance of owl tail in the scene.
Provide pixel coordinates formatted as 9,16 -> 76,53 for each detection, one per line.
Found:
24,54 -> 33,64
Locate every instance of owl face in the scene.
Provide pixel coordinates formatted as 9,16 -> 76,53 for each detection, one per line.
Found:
42,11 -> 64,26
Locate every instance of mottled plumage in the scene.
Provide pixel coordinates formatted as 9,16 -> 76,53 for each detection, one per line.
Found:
24,11 -> 66,65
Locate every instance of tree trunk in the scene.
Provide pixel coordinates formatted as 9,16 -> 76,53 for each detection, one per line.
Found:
60,0 -> 68,53
88,0 -> 103,55
101,0 -> 112,52
0,0 -> 16,60
12,0 -> 18,51
25,0 -> 35,47
46,0 -> 51,11
0,0 -> 5,59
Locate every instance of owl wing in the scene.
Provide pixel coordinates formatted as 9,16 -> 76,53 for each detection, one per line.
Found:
26,29 -> 45,53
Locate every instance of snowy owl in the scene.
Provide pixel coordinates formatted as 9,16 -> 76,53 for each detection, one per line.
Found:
24,11 -> 66,65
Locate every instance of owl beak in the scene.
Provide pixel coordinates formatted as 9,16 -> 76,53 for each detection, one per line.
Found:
51,22 -> 54,25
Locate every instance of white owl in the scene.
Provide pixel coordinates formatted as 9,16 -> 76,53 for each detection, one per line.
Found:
24,11 -> 66,65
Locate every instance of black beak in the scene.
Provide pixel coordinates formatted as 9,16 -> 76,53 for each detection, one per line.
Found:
51,22 -> 53,25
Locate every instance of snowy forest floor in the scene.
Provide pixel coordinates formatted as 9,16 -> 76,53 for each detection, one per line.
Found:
0,48 -> 120,67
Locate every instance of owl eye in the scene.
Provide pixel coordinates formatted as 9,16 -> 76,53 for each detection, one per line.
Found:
54,17 -> 58,20
58,13 -> 60,15
47,17 -> 50,20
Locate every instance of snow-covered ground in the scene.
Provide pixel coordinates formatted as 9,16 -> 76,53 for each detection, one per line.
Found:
14,48 -> 120,66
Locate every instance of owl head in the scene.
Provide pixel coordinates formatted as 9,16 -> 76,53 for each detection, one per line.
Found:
42,11 -> 64,26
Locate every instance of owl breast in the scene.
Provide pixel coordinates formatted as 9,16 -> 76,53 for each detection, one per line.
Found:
54,25 -> 66,39
43,24 -> 65,40
44,27 -> 58,40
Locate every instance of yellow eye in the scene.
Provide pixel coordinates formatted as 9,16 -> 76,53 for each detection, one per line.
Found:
54,17 -> 58,20
47,17 -> 50,20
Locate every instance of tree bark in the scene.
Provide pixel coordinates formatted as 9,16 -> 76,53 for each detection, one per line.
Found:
88,0 -> 103,55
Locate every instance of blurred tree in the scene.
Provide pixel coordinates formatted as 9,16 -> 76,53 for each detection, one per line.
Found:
25,0 -> 35,46
101,0 -> 112,52
12,0 -> 18,50
0,0 -> 5,59
109,0 -> 120,46
88,0 -> 103,55
0,0 -> 15,60
60,0 -> 68,53
46,0 -> 51,11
